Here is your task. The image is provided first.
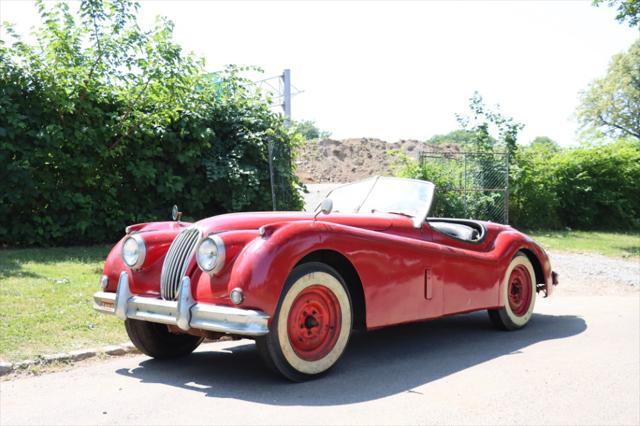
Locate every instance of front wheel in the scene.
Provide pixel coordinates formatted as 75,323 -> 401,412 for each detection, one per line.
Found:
256,262 -> 353,381
124,319 -> 204,359
488,253 -> 537,331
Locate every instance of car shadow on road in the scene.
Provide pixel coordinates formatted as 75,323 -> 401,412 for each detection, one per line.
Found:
115,311 -> 586,406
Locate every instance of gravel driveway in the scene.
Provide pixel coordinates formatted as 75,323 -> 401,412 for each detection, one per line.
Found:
548,250 -> 639,295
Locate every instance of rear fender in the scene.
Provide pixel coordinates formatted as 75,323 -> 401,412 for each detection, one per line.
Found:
494,231 -> 554,306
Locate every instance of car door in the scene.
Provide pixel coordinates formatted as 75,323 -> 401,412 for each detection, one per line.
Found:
425,221 -> 501,314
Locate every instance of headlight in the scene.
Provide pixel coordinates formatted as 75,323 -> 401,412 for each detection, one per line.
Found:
121,234 -> 146,269
196,235 -> 225,274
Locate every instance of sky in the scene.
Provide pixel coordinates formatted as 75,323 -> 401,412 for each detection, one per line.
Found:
1,0 -> 638,145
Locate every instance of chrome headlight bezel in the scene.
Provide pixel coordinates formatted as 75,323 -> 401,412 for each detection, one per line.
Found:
196,234 -> 226,274
121,234 -> 146,270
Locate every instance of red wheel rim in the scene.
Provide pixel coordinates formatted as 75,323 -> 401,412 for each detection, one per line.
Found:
287,285 -> 342,361
508,264 -> 533,316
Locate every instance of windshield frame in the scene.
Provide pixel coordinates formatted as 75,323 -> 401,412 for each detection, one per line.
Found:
322,176 -> 436,228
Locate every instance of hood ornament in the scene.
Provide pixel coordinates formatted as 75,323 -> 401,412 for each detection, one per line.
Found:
171,205 -> 182,222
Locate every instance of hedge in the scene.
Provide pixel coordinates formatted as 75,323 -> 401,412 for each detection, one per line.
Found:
0,0 -> 302,246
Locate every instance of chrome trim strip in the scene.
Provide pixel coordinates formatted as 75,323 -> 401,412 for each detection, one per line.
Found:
93,273 -> 269,336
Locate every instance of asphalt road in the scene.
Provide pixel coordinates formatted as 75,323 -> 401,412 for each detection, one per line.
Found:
1,294 -> 638,425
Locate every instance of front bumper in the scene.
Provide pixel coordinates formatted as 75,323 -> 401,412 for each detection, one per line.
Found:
93,272 -> 269,336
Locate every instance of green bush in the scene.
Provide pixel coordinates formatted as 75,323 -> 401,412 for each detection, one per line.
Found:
509,141 -> 563,229
552,139 -> 640,229
0,1 -> 302,246
510,138 -> 640,230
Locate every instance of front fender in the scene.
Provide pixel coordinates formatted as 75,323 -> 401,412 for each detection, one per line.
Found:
102,221 -> 188,295
227,220 -> 325,316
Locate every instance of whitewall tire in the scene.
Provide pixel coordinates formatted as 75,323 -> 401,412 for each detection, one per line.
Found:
256,262 -> 352,381
488,253 -> 537,331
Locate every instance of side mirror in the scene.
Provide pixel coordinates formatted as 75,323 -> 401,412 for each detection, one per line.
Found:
171,205 -> 182,222
314,198 -> 333,220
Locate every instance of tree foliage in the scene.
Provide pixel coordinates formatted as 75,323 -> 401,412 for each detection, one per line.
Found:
529,136 -> 560,152
577,39 -> 640,140
425,129 -> 478,146
515,138 -> 640,230
455,91 -> 524,159
593,0 -> 640,27
0,0 -> 302,246
294,120 -> 331,140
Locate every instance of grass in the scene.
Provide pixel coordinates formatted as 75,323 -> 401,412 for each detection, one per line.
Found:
528,230 -> 640,259
0,246 -> 126,362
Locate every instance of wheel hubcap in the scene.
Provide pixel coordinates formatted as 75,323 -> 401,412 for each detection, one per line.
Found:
287,285 -> 341,361
508,264 -> 532,316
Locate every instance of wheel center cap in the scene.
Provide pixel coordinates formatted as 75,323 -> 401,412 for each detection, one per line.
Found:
304,315 -> 319,329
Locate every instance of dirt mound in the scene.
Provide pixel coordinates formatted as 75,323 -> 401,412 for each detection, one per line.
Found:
295,138 -> 460,183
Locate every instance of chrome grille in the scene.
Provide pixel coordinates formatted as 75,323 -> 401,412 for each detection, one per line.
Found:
160,227 -> 200,300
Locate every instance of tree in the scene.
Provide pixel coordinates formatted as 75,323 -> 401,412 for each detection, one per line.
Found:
0,0 -> 302,246
295,120 -> 331,140
456,91 -> 524,158
426,129 -> 479,146
593,0 -> 640,27
529,136 -> 560,152
577,39 -> 640,140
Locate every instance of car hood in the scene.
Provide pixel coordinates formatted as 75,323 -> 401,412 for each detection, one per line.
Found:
195,211 -> 393,233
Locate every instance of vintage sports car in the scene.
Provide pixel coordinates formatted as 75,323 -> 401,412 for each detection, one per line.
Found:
94,176 -> 558,381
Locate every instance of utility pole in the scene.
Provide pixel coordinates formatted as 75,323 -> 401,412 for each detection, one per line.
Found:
268,139 -> 276,210
254,69 -> 300,211
282,69 -> 291,126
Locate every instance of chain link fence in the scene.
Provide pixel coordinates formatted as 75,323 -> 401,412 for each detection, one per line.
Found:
420,151 -> 510,224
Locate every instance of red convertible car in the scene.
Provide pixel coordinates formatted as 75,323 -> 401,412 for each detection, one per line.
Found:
94,176 -> 558,381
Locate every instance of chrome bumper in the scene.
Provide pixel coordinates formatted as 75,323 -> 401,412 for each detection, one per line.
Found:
93,272 -> 269,336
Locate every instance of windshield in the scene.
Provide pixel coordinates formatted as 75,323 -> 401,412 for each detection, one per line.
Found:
323,176 -> 435,227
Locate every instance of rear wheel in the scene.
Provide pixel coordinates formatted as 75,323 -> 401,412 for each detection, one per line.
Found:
124,319 -> 204,359
488,253 -> 537,331
256,262 -> 352,381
